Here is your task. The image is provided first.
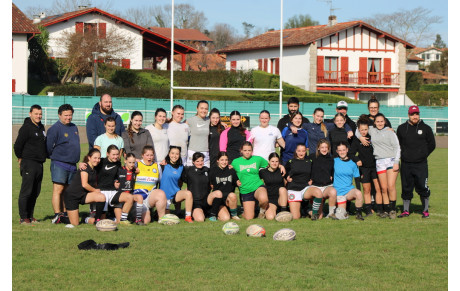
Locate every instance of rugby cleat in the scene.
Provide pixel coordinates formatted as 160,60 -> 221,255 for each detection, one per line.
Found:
185,216 -> 193,223
389,210 -> 397,219
20,218 -> 31,225
422,211 -> 430,218
397,211 -> 410,218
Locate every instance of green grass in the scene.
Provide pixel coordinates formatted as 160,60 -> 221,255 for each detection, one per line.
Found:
12,146 -> 448,290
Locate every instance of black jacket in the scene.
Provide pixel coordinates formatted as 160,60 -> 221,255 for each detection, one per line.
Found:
349,134 -> 376,168
309,153 -> 334,186
396,120 -> 436,163
328,127 -> 349,157
277,114 -> 310,132
14,117 -> 47,163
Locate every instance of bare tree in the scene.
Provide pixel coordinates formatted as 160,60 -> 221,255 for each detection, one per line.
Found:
242,22 -> 255,39
24,0 -> 114,18
57,26 -> 135,84
208,23 -> 240,50
362,7 -> 442,47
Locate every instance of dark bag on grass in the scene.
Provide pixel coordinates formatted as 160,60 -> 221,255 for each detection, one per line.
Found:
78,239 -> 130,251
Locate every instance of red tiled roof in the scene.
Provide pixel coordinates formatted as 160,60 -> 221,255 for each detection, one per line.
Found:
406,51 -> 423,61
411,47 -> 445,55
217,21 -> 414,53
406,70 -> 448,80
12,3 -> 40,34
40,7 -> 198,54
148,27 -> 212,42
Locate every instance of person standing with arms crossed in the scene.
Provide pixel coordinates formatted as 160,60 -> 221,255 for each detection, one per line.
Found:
47,104 -> 81,223
14,105 -> 47,224
396,106 -> 436,218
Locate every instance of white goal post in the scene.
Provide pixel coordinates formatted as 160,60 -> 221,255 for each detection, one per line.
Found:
170,0 -> 284,118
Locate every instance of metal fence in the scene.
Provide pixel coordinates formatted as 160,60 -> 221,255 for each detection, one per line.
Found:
12,105 -> 448,134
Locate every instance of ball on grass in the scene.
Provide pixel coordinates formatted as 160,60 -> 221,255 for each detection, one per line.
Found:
246,224 -> 266,237
273,228 -> 296,241
222,222 -> 240,235
159,214 -> 180,225
95,219 -> 117,232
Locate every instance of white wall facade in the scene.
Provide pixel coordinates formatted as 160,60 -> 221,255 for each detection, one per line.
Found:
416,48 -> 443,67
406,61 -> 420,71
44,13 -> 143,69
12,34 -> 29,93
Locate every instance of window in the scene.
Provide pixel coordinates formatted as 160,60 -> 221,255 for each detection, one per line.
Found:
367,58 -> 381,83
76,22 -> 106,39
436,54 -> 440,60
324,57 -> 338,81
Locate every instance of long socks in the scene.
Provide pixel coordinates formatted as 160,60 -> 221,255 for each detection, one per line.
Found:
136,203 -> 143,220
389,200 -> 396,212
421,196 -> 429,212
230,208 -> 238,217
403,199 -> 411,212
312,198 -> 322,215
209,198 -> 222,217
95,202 -> 105,220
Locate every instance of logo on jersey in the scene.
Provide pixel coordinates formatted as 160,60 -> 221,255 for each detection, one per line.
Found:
239,163 -> 257,172
289,194 -> 295,200
64,133 -> 68,137
197,123 -> 206,128
205,172 -> 208,176
418,130 -> 423,135
216,175 -> 232,184
105,165 -> 116,170
153,169 -> 157,173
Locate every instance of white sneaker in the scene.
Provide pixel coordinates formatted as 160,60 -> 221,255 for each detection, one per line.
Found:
65,224 -> 75,228
231,216 -> 241,220
335,208 -> 349,220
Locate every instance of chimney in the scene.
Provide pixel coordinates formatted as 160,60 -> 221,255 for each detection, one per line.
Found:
33,15 -> 41,24
328,15 -> 337,27
39,12 -> 46,19
78,5 -> 88,10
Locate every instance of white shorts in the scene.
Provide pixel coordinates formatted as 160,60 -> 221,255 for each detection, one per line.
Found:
337,194 -> 348,205
101,190 -> 118,211
287,186 -> 310,202
310,184 -> 332,193
186,150 -> 210,167
376,157 -> 395,174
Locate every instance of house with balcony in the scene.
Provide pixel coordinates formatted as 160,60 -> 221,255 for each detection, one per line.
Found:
34,6 -> 197,70
217,16 -> 415,105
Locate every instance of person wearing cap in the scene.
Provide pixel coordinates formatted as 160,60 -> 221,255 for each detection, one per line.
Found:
396,106 -> 436,219
335,101 -> 357,137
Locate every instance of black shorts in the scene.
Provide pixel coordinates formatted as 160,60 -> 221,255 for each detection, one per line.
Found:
193,199 -> 210,211
64,191 -> 87,211
241,185 -> 266,203
360,167 -> 377,183
110,191 -> 123,207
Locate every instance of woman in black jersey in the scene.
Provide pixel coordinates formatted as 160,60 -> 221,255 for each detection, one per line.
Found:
181,152 -> 213,222
64,149 -> 106,227
349,115 -> 382,216
209,108 -> 225,167
308,139 -> 338,219
219,111 -> 251,163
285,144 -> 323,220
209,152 -> 241,221
259,153 -> 288,220
329,113 -> 352,157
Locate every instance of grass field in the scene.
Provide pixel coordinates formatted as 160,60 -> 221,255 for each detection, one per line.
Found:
12,146 -> 448,290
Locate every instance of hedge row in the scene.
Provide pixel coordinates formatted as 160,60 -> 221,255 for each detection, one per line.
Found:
406,91 -> 448,106
406,71 -> 424,91
40,84 -> 171,98
420,84 -> 448,91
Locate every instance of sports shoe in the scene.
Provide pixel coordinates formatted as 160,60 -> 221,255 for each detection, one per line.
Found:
29,218 -> 39,223
20,218 -> 31,225
389,210 -> 397,219
65,224 -> 75,228
231,215 -> 241,220
119,220 -> 131,225
397,211 -> 410,218
311,213 -> 320,221
364,212 -> 373,217
379,212 -> 389,218
208,216 -> 217,222
51,213 -> 63,224
334,207 -> 349,220
422,211 -> 430,218
356,212 -> 364,221
135,219 -> 145,226
258,211 -> 266,219
185,216 -> 193,223
327,213 -> 339,220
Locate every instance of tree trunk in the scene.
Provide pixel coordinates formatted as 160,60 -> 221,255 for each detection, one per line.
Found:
60,67 -> 71,84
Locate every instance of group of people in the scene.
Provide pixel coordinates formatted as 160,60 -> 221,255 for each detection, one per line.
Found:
14,94 -> 436,226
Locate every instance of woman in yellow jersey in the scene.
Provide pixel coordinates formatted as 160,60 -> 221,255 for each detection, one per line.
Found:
134,146 -> 167,224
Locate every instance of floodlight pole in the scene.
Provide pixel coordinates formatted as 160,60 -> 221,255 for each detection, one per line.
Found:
92,52 -> 99,97
170,0 -> 175,113
279,0 -> 284,120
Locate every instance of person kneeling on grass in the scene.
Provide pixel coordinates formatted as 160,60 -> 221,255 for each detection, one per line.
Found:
133,146 -> 167,224
63,149 -> 106,227
209,152 -> 242,221
285,144 -> 323,220
159,146 -> 194,223
181,152 -> 218,222
333,142 -> 364,220
259,152 -> 288,220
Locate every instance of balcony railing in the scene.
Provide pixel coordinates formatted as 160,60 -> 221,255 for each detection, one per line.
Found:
317,71 -> 400,86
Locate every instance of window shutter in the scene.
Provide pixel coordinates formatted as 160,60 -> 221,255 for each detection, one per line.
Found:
122,59 -> 130,69
340,57 -> 349,84
230,61 -> 237,71
98,23 -> 106,39
358,57 -> 367,84
75,22 -> 83,34
275,58 -> 280,75
383,58 -> 391,85
12,79 -> 15,92
263,59 -> 268,72
317,56 -> 324,82
258,59 -> 262,70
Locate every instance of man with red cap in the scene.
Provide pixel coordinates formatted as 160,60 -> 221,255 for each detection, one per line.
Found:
396,105 -> 436,218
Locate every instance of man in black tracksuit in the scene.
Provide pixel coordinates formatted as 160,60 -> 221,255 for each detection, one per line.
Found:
276,97 -> 310,132
14,105 -> 47,224
396,106 -> 436,218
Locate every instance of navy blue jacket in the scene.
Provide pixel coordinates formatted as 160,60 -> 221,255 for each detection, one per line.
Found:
46,121 -> 80,164
281,127 -> 308,165
86,102 -> 125,149
302,122 -> 351,154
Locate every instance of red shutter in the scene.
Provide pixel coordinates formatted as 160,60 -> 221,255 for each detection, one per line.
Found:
275,58 -> 280,75
76,22 -> 84,34
230,61 -> 237,71
270,59 -> 274,74
12,79 -> 15,92
263,59 -> 268,72
317,56 -> 324,82
122,59 -> 130,69
258,59 -> 262,70
98,23 -> 106,39
340,57 -> 349,84
358,57 -> 367,84
383,58 -> 391,85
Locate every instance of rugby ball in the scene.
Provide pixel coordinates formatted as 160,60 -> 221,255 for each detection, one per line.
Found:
275,211 -> 293,222
245,224 -> 266,237
159,214 -> 180,225
222,222 -> 240,235
273,228 -> 296,241
95,219 -> 117,232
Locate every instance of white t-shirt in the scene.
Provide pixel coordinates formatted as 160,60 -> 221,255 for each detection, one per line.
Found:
250,125 -> 282,161
145,123 -> 169,163
167,121 -> 190,160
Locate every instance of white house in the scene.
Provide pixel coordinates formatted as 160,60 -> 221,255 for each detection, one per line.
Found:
413,46 -> 446,67
36,7 -> 198,70
12,3 -> 40,93
218,16 -> 416,105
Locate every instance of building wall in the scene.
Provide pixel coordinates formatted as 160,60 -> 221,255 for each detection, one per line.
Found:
12,34 -> 28,93
44,14 -> 143,69
406,61 -> 420,70
417,48 -> 443,67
